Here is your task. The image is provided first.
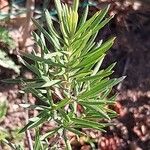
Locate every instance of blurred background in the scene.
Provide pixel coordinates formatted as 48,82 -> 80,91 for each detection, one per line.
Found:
0,0 -> 150,149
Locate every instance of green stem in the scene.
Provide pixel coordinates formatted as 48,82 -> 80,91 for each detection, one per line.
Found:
73,101 -> 77,114
65,39 -> 77,115
46,88 -> 54,106
63,129 -> 72,150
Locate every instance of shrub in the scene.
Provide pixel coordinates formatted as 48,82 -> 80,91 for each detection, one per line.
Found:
4,0 -> 124,149
0,27 -> 20,74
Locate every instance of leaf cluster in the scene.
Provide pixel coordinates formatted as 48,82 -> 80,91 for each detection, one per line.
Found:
3,0 -> 124,149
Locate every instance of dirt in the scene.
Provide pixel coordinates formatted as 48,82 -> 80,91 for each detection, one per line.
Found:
97,3 -> 150,150
0,1 -> 150,150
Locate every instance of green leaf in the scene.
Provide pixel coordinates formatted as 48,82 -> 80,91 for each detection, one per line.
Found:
105,62 -> 117,72
72,0 -> 79,12
2,78 -> 23,84
26,88 -> 50,105
0,99 -> 7,119
71,118 -> 106,131
2,139 -> 23,150
34,129 -> 43,150
89,5 -> 110,32
73,37 -> 115,69
70,71 -> 92,79
19,110 -> 50,133
75,10 -> 101,38
66,127 -> 86,136
78,102 -> 110,119
81,32 -> 98,56
78,77 -> 125,99
54,99 -> 71,110
45,10 -> 63,48
54,0 -> 63,21
92,16 -> 113,34
100,88 -> 112,99
78,99 -> 115,105
18,56 -> 41,76
19,103 -> 50,110
45,10 -> 61,40
2,78 -> 43,84
71,30 -> 92,59
76,70 -> 113,83
21,52 -> 66,68
78,5 -> 89,28
32,18 -> 60,51
92,56 -> 105,75
40,127 -> 61,140
59,109 -> 70,122
89,37 -> 115,55
84,113 -> 108,119
62,4 -> 70,34
24,80 -> 60,89
32,32 -> 48,54
71,11 -> 78,35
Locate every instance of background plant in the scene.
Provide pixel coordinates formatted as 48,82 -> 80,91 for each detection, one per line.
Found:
4,0 -> 124,149
0,27 -> 20,74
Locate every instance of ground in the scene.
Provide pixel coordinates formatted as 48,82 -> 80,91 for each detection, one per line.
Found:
0,1 -> 150,149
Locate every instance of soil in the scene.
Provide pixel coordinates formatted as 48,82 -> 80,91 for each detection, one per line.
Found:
97,3 -> 150,150
0,1 -> 150,150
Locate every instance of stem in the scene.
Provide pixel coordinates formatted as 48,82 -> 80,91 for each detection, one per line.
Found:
46,88 -> 54,106
19,0 -> 35,49
73,101 -> 77,114
25,131 -> 34,150
24,94 -> 33,150
65,39 -> 77,115
63,129 -> 72,150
